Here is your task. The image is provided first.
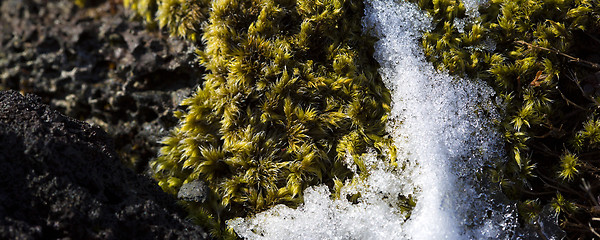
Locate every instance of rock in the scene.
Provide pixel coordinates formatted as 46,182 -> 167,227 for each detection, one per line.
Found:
0,90 -> 208,239
0,0 -> 204,172
177,180 -> 209,203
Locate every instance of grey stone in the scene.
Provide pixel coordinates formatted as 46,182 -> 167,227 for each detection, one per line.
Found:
178,180 -> 209,203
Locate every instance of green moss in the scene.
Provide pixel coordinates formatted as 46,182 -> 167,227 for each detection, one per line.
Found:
136,0 -> 394,237
411,0 -> 600,237
124,0 -> 159,26
124,0 -> 210,41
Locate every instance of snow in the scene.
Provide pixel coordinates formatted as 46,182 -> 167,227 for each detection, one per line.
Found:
228,1 -> 519,239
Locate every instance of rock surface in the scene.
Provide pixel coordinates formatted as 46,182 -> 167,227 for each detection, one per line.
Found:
177,180 -> 209,203
0,0 -> 203,172
0,90 -> 207,239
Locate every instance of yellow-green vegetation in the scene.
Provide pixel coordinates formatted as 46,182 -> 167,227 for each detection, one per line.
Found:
124,0 -> 157,25
124,0 -> 210,41
127,0 -> 395,237
411,0 -> 600,237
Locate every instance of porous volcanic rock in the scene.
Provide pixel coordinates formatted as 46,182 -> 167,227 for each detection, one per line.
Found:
0,0 -> 203,172
0,90 -> 207,239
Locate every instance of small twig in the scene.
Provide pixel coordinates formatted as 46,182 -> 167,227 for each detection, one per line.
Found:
530,142 -> 560,157
584,32 -> 600,46
582,151 -> 600,159
566,69 -> 600,107
535,225 -> 550,240
519,187 -> 556,196
533,123 -> 567,139
562,214 -> 587,230
516,40 -> 600,70
590,222 -> 600,238
581,162 -> 600,172
582,178 -> 600,206
563,221 -> 589,230
533,132 -> 551,139
538,173 -> 587,199
556,86 -> 588,111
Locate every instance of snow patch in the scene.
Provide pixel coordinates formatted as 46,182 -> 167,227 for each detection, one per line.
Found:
228,1 -> 518,239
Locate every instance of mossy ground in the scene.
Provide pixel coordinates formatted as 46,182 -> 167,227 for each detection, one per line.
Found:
411,0 -> 600,238
121,0 -> 600,238
124,0 -> 395,237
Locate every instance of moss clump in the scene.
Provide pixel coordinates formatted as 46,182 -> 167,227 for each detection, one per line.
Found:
411,0 -> 600,237
124,0 -> 159,26
144,0 -> 393,237
124,0 -> 210,41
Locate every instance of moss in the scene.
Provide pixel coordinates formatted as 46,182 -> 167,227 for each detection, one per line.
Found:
134,0 -> 394,237
123,0 -> 210,41
124,0 -> 159,26
411,0 -> 600,237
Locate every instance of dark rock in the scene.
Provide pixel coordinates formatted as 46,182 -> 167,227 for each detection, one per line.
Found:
177,180 -> 209,203
0,0 -> 204,172
0,90 -> 208,240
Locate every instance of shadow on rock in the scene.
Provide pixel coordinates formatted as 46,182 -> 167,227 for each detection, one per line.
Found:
0,90 -> 207,239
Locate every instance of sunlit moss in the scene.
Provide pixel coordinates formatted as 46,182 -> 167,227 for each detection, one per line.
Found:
119,0 -> 600,237
411,0 -> 600,237
573,118 -> 600,151
558,151 -> 579,181
124,0 -> 209,40
551,192 -> 578,215
138,0 -> 394,237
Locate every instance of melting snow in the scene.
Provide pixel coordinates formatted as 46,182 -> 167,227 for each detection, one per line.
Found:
228,1 -> 519,239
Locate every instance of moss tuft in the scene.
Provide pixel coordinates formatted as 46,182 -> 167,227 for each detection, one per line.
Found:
124,0 -> 210,40
132,0 -> 395,237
